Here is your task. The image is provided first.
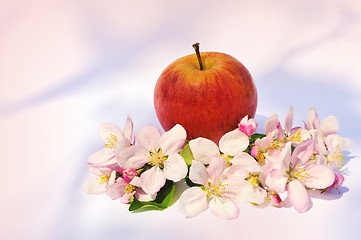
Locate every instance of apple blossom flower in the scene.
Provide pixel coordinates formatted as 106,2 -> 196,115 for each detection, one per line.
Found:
117,124 -> 188,195
224,152 -> 267,204
178,155 -> 244,219
265,107 -> 310,147
313,133 -> 353,170
238,115 -> 258,136
107,175 -> 156,203
265,140 -> 335,213
189,129 -> 249,165
88,116 -> 135,169
304,107 -> 339,138
82,165 -> 117,195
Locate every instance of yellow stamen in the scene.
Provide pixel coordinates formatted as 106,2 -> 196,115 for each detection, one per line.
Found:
247,173 -> 260,187
290,165 -> 311,183
148,148 -> 167,167
104,134 -> 118,149
97,174 -> 110,184
327,146 -> 345,169
269,139 -> 284,150
254,147 -> 267,165
125,184 -> 135,194
201,179 -> 229,198
287,129 -> 302,143
221,154 -> 233,167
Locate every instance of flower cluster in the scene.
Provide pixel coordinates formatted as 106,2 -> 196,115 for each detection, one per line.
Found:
83,107 -> 352,219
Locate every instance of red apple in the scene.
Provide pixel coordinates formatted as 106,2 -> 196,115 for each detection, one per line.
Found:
154,43 -> 257,144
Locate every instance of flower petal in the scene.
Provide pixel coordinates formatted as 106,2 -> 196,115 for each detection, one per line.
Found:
284,106 -> 294,134
88,148 -> 115,165
136,126 -> 161,150
305,164 -> 335,189
82,177 -> 107,195
240,184 -> 267,204
99,123 -> 122,143
120,192 -> 134,204
163,154 -> 188,182
291,139 -> 315,167
189,137 -> 219,164
287,180 -> 312,213
106,179 -> 127,200
257,136 -> 273,150
231,152 -> 261,173
178,187 -> 208,218
160,124 -> 186,155
117,145 -> 149,169
207,155 -> 227,182
320,116 -> 339,136
123,116 -> 135,145
326,134 -> 353,152
307,107 -> 320,130
140,166 -> 166,195
265,169 -> 288,193
219,129 -> 249,156
135,188 -> 157,202
265,114 -> 279,136
189,160 -> 208,185
209,197 -> 239,220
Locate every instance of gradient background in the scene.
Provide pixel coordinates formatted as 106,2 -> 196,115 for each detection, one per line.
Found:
1,0 -> 361,239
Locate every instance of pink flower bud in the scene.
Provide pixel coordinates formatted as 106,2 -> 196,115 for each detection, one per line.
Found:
270,192 -> 282,206
251,145 -> 258,158
328,173 -> 344,190
333,173 -> 345,189
238,116 -> 258,136
121,168 -> 137,183
322,173 -> 344,194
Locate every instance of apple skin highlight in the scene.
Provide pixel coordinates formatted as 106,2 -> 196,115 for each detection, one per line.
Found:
154,51 -> 257,144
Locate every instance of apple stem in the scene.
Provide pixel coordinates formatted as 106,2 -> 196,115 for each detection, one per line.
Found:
192,42 -> 204,70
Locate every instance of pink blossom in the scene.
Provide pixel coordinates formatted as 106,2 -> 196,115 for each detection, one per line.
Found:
266,140 -> 335,213
88,116 -> 134,169
82,165 -> 117,195
238,115 -> 258,136
178,156 -> 243,219
117,124 -> 187,195
107,176 -> 156,203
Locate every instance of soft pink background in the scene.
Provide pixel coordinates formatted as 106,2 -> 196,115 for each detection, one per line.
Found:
1,0 -> 361,239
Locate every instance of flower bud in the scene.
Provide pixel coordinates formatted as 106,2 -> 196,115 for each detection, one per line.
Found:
121,168 -> 137,183
270,192 -> 282,206
238,116 -> 258,136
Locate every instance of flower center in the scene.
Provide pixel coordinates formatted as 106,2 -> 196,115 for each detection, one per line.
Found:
289,165 -> 310,183
148,148 -> 167,168
125,184 -> 135,194
327,146 -> 345,169
104,134 -> 118,149
201,179 -> 229,198
287,129 -> 302,143
97,174 -> 110,184
254,147 -> 267,165
246,173 -> 260,187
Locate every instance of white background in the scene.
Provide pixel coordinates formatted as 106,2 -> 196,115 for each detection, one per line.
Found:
1,0 -> 361,239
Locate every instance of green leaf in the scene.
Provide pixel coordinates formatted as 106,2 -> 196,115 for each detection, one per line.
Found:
250,133 -> 266,143
185,175 -> 202,187
128,180 -> 175,212
180,142 -> 194,166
